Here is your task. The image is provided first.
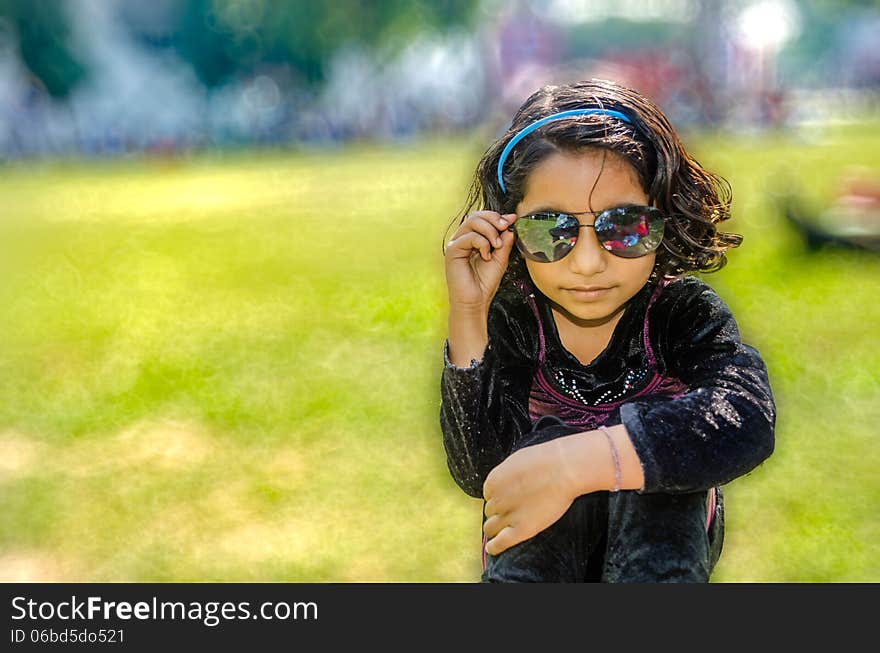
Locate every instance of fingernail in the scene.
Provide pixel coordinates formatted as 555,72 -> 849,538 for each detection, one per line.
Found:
495,237 -> 502,247
498,217 -> 508,226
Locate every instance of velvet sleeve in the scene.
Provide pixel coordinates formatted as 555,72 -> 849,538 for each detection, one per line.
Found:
439,291 -> 536,498
620,277 -> 777,494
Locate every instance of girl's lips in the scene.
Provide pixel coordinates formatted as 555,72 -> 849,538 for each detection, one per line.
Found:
565,286 -> 613,300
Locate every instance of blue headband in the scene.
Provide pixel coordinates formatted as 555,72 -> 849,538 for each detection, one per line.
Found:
496,108 -> 634,194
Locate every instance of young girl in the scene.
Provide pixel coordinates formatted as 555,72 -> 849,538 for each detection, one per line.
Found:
440,79 -> 776,582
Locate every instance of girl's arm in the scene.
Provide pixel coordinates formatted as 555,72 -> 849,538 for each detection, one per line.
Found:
615,277 -> 776,494
440,291 -> 536,498
481,422 -> 642,555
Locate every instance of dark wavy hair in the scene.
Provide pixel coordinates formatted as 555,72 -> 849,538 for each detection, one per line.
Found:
442,79 -> 742,288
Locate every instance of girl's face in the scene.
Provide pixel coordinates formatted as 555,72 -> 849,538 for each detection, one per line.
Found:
516,149 -> 656,327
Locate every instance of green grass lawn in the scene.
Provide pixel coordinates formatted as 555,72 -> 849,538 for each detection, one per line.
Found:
1,123 -> 878,582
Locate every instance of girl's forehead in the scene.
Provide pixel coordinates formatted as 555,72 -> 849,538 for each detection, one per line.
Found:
519,150 -> 646,209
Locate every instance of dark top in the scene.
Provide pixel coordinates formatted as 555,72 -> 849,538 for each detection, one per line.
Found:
439,274 -> 776,499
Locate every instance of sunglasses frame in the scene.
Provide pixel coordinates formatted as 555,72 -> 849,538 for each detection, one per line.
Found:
509,205 -> 665,263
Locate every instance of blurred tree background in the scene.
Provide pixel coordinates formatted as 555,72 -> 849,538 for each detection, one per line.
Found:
2,0 -> 878,106
0,0 -> 86,98
167,0 -> 477,89
1,0 -> 479,96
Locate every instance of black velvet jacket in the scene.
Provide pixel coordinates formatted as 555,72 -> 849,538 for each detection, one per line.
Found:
439,275 -> 776,499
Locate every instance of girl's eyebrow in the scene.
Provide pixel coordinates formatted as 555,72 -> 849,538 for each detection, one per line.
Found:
522,202 -> 644,215
521,206 -> 592,216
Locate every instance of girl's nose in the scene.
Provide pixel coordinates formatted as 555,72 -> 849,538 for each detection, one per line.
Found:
567,226 -> 608,276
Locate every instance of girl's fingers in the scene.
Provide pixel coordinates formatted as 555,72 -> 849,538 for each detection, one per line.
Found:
485,525 -> 517,557
484,496 -> 514,520
482,513 -> 505,540
446,232 -> 492,262
459,215 -> 505,248
451,212 -> 517,246
497,212 -> 518,229
468,210 -> 517,229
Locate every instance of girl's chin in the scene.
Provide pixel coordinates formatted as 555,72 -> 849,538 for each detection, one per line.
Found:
552,298 -> 624,326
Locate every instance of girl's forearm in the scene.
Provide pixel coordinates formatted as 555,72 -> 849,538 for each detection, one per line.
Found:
559,424 -> 645,496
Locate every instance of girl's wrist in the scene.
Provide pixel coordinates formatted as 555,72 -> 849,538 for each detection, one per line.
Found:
448,298 -> 489,318
605,423 -> 645,491
560,425 -> 645,496
597,426 -> 622,492
447,309 -> 489,369
556,432 -> 610,498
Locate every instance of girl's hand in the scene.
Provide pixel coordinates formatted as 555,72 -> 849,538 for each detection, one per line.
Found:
445,211 -> 518,313
481,437 -> 580,556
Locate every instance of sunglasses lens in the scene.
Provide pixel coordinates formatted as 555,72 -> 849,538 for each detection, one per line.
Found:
512,214 -> 579,262
595,207 -> 665,258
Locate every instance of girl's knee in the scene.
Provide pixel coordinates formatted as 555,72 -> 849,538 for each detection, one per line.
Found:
602,490 -> 714,583
480,497 -> 585,583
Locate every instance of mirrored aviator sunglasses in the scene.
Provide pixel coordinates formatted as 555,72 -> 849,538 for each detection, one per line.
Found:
509,205 -> 665,263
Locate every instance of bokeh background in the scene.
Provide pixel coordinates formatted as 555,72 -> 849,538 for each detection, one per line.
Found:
1,0 -> 877,582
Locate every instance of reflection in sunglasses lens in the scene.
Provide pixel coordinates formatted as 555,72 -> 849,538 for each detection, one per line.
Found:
597,208 -> 663,258
514,207 -> 663,262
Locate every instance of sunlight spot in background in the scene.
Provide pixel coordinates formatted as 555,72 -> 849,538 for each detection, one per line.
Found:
213,518 -> 323,565
112,420 -> 214,470
0,551 -> 74,582
60,420 -> 215,477
0,432 -> 45,478
735,0 -> 801,53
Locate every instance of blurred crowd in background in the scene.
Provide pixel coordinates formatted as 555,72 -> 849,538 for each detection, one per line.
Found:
0,0 -> 879,158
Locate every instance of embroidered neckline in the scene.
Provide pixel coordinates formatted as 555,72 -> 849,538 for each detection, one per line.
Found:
551,364 -> 651,406
536,281 -> 656,405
